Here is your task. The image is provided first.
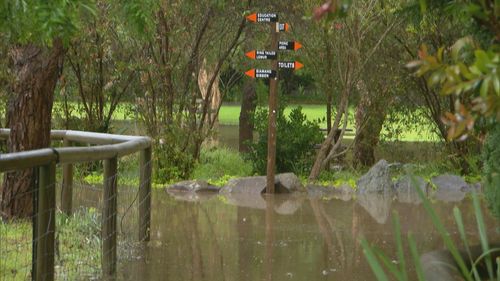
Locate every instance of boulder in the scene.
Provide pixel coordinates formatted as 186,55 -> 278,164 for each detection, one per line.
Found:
335,184 -> 354,201
168,180 -> 220,193
356,160 -> 394,194
431,175 -> 468,202
275,173 -> 304,192
306,184 -> 333,199
220,176 -> 267,194
220,173 -> 302,194
394,176 -> 427,204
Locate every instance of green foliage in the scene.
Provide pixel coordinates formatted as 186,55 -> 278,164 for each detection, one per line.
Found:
154,135 -> 195,185
192,147 -> 252,182
0,0 -> 96,45
483,123 -> 500,218
248,106 -> 323,175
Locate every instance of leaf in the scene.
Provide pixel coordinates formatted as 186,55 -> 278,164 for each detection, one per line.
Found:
361,239 -> 391,281
481,76 -> 491,97
451,36 -> 475,60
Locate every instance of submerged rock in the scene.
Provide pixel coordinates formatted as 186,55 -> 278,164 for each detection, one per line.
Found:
431,174 -> 468,202
220,173 -> 302,194
167,180 -> 220,202
169,180 -> 220,193
275,173 -> 304,192
305,184 -> 353,201
394,176 -> 427,204
220,176 -> 267,194
357,160 -> 393,194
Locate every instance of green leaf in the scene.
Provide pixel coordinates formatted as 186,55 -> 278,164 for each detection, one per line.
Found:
361,238 -> 391,281
393,213 -> 408,281
408,233 -> 426,281
472,192 -> 495,279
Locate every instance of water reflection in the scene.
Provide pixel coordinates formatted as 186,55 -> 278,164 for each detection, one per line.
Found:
117,190 -> 499,281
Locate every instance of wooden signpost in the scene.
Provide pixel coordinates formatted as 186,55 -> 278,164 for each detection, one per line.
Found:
245,13 -> 303,194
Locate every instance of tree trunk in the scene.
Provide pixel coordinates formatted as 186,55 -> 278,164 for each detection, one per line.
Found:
352,82 -> 388,168
1,40 -> 64,220
239,79 -> 257,153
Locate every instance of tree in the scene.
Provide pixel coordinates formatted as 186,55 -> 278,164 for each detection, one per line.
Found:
308,0 -> 399,179
0,1 -> 95,220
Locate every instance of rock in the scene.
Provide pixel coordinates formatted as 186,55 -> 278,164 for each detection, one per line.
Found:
306,184 -> 333,199
220,173 -> 301,194
169,180 -> 219,193
275,173 -> 304,192
394,176 -> 427,204
335,184 -> 354,201
356,160 -> 394,194
220,176 -> 267,194
431,175 -> 468,202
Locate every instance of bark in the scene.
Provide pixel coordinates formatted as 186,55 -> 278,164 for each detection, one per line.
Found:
239,79 -> 257,153
353,81 -> 389,168
1,40 -> 64,220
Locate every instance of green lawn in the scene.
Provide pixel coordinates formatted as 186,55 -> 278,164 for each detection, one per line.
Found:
219,104 -> 440,142
51,102 -> 440,142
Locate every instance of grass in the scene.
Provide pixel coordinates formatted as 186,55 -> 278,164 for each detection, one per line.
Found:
0,209 -> 101,280
50,102 -> 441,142
362,180 -> 500,281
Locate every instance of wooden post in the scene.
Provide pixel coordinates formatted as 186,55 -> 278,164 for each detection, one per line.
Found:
36,162 -> 56,281
139,147 -> 152,242
266,23 -> 279,194
61,139 -> 73,216
102,157 -> 117,276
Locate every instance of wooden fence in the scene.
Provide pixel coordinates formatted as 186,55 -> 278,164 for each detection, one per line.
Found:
0,129 -> 152,281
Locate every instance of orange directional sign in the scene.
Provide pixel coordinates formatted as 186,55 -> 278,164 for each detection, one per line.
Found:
245,50 -> 277,60
276,23 -> 290,32
245,69 -> 277,79
278,41 -> 302,51
278,61 -> 304,70
246,13 -> 278,23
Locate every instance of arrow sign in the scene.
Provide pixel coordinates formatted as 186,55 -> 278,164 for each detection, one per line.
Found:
278,41 -> 302,51
245,50 -> 277,60
276,23 -> 290,32
278,61 -> 304,70
246,13 -> 278,23
245,69 -> 277,79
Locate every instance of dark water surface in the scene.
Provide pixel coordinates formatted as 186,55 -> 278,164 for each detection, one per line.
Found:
114,189 -> 499,281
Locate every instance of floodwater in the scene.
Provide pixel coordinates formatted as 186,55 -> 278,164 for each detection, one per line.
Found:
113,189 -> 500,281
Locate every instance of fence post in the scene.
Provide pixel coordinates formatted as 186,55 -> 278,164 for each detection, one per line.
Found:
102,157 -> 117,276
36,162 -> 56,281
139,147 -> 152,242
61,139 -> 73,216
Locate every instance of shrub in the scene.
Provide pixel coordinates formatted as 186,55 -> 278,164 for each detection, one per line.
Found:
483,123 -> 500,219
248,106 -> 323,175
192,147 -> 252,181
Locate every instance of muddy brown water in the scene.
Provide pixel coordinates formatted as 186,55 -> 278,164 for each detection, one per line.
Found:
88,188 -> 499,281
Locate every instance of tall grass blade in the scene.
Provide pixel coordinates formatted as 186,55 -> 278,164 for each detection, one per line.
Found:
361,238 -> 390,281
411,176 -> 473,281
408,233 -> 426,281
496,257 -> 499,281
472,192 -> 495,279
393,212 -> 408,281
373,247 -> 403,280
453,207 -> 481,280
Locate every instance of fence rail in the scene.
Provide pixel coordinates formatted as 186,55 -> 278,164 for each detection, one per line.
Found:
0,129 -> 152,281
